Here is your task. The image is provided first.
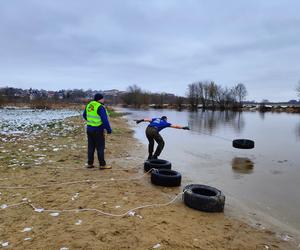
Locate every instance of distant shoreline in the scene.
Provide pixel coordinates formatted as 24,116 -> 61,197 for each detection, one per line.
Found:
1,102 -> 300,113
118,103 -> 300,113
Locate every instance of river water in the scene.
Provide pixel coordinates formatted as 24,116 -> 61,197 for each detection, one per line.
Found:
122,108 -> 300,238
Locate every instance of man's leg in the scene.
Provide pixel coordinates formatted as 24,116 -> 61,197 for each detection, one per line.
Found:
95,130 -> 106,166
153,132 -> 165,159
87,130 -> 95,166
146,127 -> 155,159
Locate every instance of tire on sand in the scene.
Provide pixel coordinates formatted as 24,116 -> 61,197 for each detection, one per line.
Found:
183,184 -> 225,212
151,169 -> 181,187
144,159 -> 172,172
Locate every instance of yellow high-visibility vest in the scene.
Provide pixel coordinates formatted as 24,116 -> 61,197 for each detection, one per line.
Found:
86,101 -> 103,127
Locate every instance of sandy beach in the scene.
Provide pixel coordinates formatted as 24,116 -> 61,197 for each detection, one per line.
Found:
0,114 -> 297,249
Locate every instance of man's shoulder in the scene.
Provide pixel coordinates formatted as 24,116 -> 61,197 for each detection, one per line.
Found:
160,120 -> 171,127
97,105 -> 106,113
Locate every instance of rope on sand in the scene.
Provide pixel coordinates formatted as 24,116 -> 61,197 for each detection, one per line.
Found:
0,168 -> 185,217
0,168 -> 154,190
1,191 -> 185,217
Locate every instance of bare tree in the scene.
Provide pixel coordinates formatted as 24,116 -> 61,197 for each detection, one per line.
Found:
122,84 -> 143,107
142,92 -> 150,106
196,81 -> 209,110
185,81 -> 250,110
175,96 -> 184,110
208,81 -> 217,109
187,83 -> 199,110
234,83 -> 248,105
216,85 -> 230,109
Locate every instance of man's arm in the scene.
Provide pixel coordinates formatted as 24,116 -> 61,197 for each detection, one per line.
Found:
82,108 -> 87,120
170,125 -> 190,130
135,118 -> 152,124
98,106 -> 112,133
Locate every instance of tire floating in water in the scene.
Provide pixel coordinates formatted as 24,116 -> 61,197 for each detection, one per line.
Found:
183,184 -> 225,212
151,169 -> 182,187
232,139 -> 255,149
144,159 -> 172,172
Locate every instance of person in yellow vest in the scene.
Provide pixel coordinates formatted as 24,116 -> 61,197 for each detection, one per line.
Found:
83,93 -> 112,169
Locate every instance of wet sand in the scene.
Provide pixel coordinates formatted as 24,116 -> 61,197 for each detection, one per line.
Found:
0,115 -> 297,249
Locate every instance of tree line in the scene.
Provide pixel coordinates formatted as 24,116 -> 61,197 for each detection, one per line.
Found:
121,85 -> 185,109
0,82 -> 248,110
0,87 -> 97,108
121,82 -> 248,110
2,80 -> 300,110
187,81 -> 247,110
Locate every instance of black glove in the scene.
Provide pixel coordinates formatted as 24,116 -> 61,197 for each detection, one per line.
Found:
136,119 -> 144,124
182,126 -> 190,130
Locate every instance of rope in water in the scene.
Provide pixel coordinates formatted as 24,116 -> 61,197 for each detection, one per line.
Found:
187,122 -> 233,142
191,129 -> 232,142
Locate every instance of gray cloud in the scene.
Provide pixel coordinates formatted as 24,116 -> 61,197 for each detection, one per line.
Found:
0,0 -> 300,101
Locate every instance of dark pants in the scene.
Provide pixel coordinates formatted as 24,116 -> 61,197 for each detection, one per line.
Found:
145,126 -> 165,159
87,130 -> 106,166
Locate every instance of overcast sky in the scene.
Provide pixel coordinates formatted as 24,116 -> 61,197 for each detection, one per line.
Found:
0,0 -> 300,101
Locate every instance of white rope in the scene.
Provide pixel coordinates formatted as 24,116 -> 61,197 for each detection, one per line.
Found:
0,167 -> 187,217
192,130 -> 232,142
3,201 -> 28,208
0,168 -> 155,190
2,191 -> 184,217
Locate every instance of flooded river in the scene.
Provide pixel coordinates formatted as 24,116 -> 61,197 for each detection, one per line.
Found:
123,108 -> 300,238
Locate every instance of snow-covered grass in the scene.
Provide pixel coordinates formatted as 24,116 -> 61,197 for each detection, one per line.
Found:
0,108 -> 79,135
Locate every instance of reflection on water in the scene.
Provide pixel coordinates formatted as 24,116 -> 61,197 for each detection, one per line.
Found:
232,157 -> 254,175
188,111 -> 245,134
259,111 -> 266,120
297,122 -> 300,140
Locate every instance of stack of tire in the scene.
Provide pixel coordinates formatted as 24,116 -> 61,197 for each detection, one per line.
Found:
144,159 -> 181,187
144,159 -> 225,213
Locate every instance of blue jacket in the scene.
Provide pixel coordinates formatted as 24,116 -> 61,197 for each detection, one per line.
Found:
83,104 -> 112,133
148,118 -> 171,132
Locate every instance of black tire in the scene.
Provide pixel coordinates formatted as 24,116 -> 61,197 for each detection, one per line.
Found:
151,169 -> 181,187
144,159 -> 172,172
232,139 -> 255,149
183,184 -> 225,212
